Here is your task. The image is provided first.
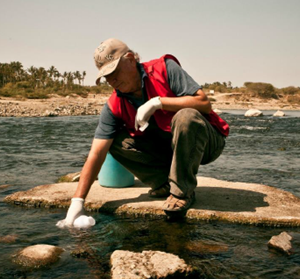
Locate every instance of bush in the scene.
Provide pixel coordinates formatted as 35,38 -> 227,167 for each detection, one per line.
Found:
244,82 -> 277,99
280,86 -> 300,95
89,83 -> 113,95
16,81 -> 32,89
286,95 -> 300,104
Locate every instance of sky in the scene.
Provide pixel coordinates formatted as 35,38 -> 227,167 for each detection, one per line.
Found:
1,0 -> 299,88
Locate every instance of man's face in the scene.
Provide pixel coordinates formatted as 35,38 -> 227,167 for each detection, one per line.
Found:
105,55 -> 140,93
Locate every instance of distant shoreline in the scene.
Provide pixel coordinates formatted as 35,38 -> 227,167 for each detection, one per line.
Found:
0,93 -> 299,118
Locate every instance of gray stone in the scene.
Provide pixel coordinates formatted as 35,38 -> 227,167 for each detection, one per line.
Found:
0,184 -> 12,189
185,240 -> 228,254
273,110 -> 285,117
0,235 -> 18,243
111,250 -> 196,279
12,244 -> 64,268
244,109 -> 263,117
214,108 -> 223,115
268,232 -> 293,255
43,110 -> 58,117
5,177 -> 300,227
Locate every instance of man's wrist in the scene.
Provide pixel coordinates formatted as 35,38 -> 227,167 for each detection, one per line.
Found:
153,96 -> 162,109
72,197 -> 84,202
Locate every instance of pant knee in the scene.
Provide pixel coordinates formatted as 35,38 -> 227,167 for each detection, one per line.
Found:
171,108 -> 208,135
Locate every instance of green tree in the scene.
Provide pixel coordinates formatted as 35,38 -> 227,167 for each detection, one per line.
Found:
74,71 -> 82,85
82,71 -> 86,86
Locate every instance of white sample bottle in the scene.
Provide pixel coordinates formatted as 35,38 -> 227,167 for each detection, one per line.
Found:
73,215 -> 96,229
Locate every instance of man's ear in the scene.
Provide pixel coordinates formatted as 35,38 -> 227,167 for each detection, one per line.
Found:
124,52 -> 136,62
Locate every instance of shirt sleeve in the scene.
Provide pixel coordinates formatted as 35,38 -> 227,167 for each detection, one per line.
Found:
166,59 -> 202,96
94,103 -> 122,139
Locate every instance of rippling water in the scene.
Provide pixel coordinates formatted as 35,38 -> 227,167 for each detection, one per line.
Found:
1,111 -> 300,278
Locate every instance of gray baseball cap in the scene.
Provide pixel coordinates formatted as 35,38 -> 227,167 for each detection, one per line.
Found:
94,38 -> 130,85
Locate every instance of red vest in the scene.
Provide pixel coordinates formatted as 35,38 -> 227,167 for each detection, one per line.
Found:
107,55 -> 229,137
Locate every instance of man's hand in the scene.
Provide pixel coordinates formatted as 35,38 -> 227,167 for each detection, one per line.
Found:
56,198 -> 84,228
135,97 -> 162,131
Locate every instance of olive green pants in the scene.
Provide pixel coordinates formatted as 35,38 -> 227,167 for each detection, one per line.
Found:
109,108 -> 226,198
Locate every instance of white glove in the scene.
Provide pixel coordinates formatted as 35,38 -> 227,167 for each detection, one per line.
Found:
135,97 -> 162,131
56,198 -> 84,228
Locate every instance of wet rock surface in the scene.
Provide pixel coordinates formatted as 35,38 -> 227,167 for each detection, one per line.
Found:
4,177 -> 300,227
0,184 -> 12,189
0,235 -> 18,244
273,110 -> 285,117
244,109 -> 263,117
110,250 -> 197,279
268,232 -> 293,255
185,241 -> 229,254
12,244 -> 64,268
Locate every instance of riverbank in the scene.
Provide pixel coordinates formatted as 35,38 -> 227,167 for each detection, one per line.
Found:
0,94 -> 108,117
0,92 -> 299,117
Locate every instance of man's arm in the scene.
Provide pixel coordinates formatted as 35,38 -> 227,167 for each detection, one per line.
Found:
135,89 -> 211,130
160,89 -> 211,114
57,138 -> 113,227
73,138 -> 114,199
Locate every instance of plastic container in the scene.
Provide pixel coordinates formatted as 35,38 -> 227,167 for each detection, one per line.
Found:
73,215 -> 96,229
98,153 -> 134,188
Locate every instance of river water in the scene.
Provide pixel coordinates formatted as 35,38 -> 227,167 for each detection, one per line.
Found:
1,110 -> 300,278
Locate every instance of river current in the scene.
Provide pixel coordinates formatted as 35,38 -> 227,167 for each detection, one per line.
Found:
1,110 -> 300,278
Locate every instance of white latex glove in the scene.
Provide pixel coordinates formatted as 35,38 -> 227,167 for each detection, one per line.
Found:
135,96 -> 162,131
56,198 -> 84,228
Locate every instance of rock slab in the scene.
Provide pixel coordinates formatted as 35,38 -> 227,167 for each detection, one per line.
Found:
273,110 -> 285,117
111,250 -> 196,279
245,109 -> 263,117
13,244 -> 64,268
268,232 -> 293,255
5,177 -> 300,227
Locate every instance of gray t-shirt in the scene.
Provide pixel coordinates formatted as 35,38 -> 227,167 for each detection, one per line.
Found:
94,59 -> 201,139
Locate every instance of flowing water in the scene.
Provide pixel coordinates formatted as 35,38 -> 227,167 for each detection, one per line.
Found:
1,111 -> 300,278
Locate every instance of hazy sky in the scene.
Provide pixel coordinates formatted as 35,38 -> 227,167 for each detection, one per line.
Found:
1,0 -> 299,88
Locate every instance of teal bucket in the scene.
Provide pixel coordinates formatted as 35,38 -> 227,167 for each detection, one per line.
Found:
98,153 -> 134,188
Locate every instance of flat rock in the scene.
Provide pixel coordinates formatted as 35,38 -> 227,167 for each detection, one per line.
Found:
12,244 -> 64,268
273,110 -> 285,117
0,235 -> 18,244
0,184 -> 12,189
268,232 -> 292,255
214,108 -> 223,115
245,109 -> 263,117
110,250 -> 196,279
5,177 -> 300,227
185,240 -> 228,254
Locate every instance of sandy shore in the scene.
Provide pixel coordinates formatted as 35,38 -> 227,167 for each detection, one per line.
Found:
0,92 -> 299,117
210,92 -> 300,111
0,94 -> 109,117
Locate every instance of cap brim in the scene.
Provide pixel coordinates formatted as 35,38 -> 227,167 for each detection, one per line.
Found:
95,57 -> 121,85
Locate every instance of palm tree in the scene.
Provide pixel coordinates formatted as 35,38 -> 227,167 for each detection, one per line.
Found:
10,61 -> 24,82
66,72 -> 74,89
54,69 -> 61,81
28,66 -> 38,87
0,63 -> 10,86
82,71 -> 86,86
62,72 -> 68,89
37,67 -> 47,87
74,71 -> 82,85
48,66 -> 57,80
